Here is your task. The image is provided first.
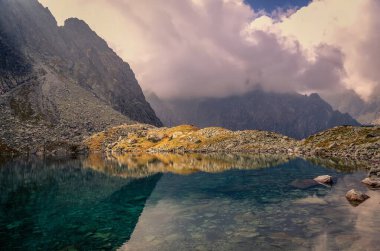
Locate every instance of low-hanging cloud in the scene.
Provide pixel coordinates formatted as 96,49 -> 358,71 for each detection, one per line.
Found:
39,0 -> 380,100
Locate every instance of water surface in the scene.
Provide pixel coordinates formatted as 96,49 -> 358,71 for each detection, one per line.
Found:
0,154 -> 378,250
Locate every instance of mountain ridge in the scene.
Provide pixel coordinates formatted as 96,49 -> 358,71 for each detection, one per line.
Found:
146,90 -> 360,139
0,0 -> 161,154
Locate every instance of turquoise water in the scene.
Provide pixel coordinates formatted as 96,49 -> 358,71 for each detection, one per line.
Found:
0,155 -> 379,250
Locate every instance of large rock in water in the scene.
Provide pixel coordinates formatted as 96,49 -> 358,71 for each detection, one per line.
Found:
345,189 -> 370,206
313,175 -> 334,185
0,0 -> 161,153
146,90 -> 359,139
362,178 -> 380,189
362,168 -> 380,189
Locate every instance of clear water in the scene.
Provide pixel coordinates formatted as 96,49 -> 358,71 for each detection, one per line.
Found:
0,154 -> 379,251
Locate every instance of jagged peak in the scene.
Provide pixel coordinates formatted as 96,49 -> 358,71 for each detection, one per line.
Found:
64,18 -> 92,32
309,93 -> 321,99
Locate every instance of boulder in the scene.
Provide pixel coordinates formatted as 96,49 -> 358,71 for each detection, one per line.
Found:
147,133 -> 165,143
313,175 -> 334,185
345,189 -> 370,206
361,178 -> 380,189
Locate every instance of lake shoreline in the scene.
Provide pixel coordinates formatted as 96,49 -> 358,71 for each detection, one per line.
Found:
2,124 -> 379,168
84,124 -> 380,168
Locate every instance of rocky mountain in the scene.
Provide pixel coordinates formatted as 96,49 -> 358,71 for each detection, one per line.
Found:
146,90 -> 360,139
323,90 -> 380,125
0,0 -> 161,153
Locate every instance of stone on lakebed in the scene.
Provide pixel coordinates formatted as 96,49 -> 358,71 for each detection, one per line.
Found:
290,179 -> 320,189
345,189 -> 370,206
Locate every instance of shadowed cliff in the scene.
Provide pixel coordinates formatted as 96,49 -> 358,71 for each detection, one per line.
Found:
0,0 -> 162,153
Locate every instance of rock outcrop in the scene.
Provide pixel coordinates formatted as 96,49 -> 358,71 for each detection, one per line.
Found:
0,0 -> 161,154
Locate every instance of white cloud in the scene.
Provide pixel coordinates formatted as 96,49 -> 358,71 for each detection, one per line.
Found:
248,0 -> 380,100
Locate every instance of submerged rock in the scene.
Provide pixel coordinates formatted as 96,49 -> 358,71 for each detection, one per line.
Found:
313,175 -> 334,185
294,196 -> 327,205
290,179 -> 320,189
345,189 -> 370,206
361,178 -> 380,189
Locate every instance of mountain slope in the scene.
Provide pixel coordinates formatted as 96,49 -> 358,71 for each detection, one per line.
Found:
146,90 -> 360,139
0,0 -> 161,153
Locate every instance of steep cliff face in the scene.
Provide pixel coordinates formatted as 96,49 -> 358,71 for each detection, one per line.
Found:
0,0 -> 161,153
147,90 -> 360,139
0,30 -> 32,94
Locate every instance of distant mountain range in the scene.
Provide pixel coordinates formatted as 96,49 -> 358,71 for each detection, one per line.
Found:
146,90 -> 360,139
0,0 -> 161,152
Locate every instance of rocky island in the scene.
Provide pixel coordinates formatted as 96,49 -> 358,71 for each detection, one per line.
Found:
85,124 -> 380,167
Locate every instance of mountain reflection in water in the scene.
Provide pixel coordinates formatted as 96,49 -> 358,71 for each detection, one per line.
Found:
83,153 -> 292,177
0,154 -> 379,251
0,157 -> 161,250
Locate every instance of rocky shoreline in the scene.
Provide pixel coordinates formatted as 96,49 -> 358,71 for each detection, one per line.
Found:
3,124 -> 379,208
2,124 -> 379,169
84,124 -> 380,167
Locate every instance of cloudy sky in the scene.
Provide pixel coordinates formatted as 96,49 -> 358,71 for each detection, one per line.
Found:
39,0 -> 379,101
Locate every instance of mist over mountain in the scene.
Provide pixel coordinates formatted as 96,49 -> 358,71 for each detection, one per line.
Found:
146,90 -> 360,139
0,0 -> 161,152
322,91 -> 380,125
0,0 -> 370,153
40,0 -> 380,103
38,0 -> 380,129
